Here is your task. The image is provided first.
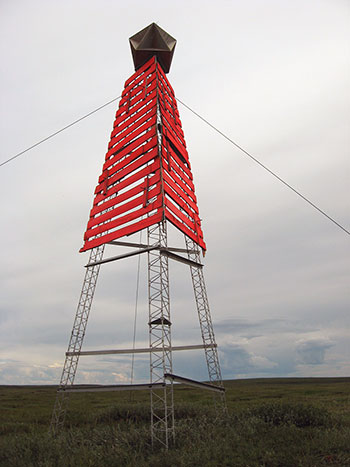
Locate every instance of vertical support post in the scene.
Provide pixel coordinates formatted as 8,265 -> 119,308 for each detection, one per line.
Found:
148,221 -> 175,448
184,235 -> 226,411
50,245 -> 105,433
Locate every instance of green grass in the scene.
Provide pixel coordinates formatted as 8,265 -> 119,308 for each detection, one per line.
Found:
0,378 -> 349,466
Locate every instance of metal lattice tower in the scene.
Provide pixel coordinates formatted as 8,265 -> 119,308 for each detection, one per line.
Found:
50,23 -> 226,448
185,236 -> 226,410
147,222 -> 175,446
50,245 -> 104,433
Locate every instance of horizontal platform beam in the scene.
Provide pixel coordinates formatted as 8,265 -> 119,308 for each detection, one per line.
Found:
164,373 -> 225,393
58,382 -> 165,393
66,343 -> 216,357
85,246 -> 157,267
86,246 -> 202,268
59,374 -> 224,394
159,248 -> 202,268
108,240 -> 194,254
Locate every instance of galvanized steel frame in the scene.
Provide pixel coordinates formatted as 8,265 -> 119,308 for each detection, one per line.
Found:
147,221 -> 175,448
50,245 -> 105,433
184,235 -> 226,410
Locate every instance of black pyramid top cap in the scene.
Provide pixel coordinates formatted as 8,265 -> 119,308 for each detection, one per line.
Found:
129,23 -> 176,74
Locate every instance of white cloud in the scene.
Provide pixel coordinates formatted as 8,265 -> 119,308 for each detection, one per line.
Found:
112,372 -> 129,383
296,338 -> 334,365
48,362 -> 63,369
0,0 -> 349,384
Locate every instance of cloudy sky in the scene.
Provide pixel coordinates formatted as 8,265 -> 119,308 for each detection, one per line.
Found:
1,0 -> 349,385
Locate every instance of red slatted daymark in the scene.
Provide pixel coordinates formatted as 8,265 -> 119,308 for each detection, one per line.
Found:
81,56 -> 206,253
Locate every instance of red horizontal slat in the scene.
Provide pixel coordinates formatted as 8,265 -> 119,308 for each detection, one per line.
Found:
109,106 -> 157,150
87,184 -> 161,229
162,120 -> 189,166
163,170 -> 198,215
159,100 -> 186,147
92,172 -> 160,217
121,68 -> 156,105
117,76 -> 157,119
162,147 -> 194,190
164,197 -> 197,233
164,209 -> 206,251
162,90 -> 179,119
162,161 -> 196,203
124,56 -> 156,89
122,62 -> 156,97
164,179 -> 198,221
102,134 -> 157,175
101,139 -> 157,183
105,125 -> 156,163
94,159 -> 160,204
159,94 -> 183,135
162,143 -> 193,183
157,63 -> 175,99
96,150 -> 159,195
85,196 -> 163,240
108,115 -> 157,158
111,94 -> 157,136
97,148 -> 158,195
80,208 -> 163,252
114,89 -> 157,130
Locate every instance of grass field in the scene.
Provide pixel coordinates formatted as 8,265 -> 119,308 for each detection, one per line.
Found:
0,378 -> 349,466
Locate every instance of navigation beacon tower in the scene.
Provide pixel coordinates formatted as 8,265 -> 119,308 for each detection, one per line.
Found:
51,23 -> 225,448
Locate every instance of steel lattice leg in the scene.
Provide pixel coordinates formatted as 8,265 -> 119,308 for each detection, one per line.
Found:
185,235 -> 226,411
148,222 -> 175,448
50,245 -> 105,433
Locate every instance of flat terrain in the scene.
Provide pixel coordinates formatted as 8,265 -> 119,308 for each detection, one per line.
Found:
0,378 -> 349,466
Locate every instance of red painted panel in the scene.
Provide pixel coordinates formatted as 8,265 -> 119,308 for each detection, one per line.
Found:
122,62 -> 156,97
162,120 -> 189,165
87,185 -> 161,229
85,196 -> 163,240
164,209 -> 206,251
97,149 -> 158,196
80,56 -> 206,252
101,144 -> 158,186
159,100 -> 186,147
111,94 -> 157,136
114,89 -> 157,129
124,56 -> 156,88
94,159 -> 160,204
162,166 -> 197,205
102,134 -> 157,174
163,170 -> 198,215
91,172 -> 160,216
163,179 -> 198,221
159,96 -> 183,135
110,103 -> 156,147
107,115 -> 157,158
96,159 -> 160,205
157,63 -> 175,98
80,209 -> 163,252
162,147 -> 194,187
105,125 -> 156,163
121,69 -> 157,105
162,145 -> 192,183
164,197 -> 197,233
99,143 -> 157,186
109,107 -> 157,149
161,138 -> 192,180
117,76 -> 157,118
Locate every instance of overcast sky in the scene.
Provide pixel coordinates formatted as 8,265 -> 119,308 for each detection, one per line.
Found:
0,0 -> 349,385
